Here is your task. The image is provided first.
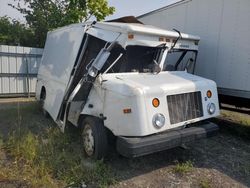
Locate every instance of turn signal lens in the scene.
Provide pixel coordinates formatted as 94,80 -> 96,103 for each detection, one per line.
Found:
152,98 -> 160,108
207,90 -> 212,98
165,38 -> 171,42
159,37 -> 171,42
128,34 -> 134,39
159,37 -> 165,42
123,108 -> 132,114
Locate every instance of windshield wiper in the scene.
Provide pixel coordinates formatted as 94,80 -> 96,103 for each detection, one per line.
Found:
170,28 -> 182,50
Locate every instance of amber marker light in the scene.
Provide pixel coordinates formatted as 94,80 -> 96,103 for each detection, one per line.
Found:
123,108 -> 132,114
194,40 -> 199,45
207,90 -> 212,98
165,38 -> 171,42
128,34 -> 134,39
159,37 -> 165,42
152,98 -> 160,108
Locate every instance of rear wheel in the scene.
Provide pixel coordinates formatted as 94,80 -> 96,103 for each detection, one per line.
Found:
40,89 -> 49,118
81,117 -> 108,160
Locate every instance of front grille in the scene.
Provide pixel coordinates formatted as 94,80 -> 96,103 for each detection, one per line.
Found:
167,91 -> 203,124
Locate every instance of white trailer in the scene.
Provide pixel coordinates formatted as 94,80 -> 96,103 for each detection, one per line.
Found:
138,0 -> 250,106
36,17 -> 219,159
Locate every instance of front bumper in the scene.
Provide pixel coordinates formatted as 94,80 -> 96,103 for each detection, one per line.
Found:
116,122 -> 218,158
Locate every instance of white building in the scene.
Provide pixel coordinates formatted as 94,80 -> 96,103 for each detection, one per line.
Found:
138,0 -> 250,102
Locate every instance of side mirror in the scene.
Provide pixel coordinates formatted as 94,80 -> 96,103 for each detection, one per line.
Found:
88,49 -> 110,77
88,41 -> 118,78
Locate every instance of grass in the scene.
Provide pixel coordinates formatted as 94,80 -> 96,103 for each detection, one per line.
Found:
0,134 -> 3,149
0,102 -> 116,188
220,110 -> 250,126
211,109 -> 250,139
173,160 -> 193,174
1,101 -> 249,187
199,178 -> 211,188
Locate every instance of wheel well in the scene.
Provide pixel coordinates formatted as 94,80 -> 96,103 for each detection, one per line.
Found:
77,114 -> 108,129
77,114 -> 97,128
40,86 -> 46,100
77,114 -> 115,140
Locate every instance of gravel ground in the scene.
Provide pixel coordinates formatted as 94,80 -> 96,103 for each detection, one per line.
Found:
0,99 -> 250,188
108,132 -> 250,188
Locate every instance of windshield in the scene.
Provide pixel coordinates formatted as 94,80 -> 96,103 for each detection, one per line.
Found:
102,45 -> 165,73
163,49 -> 197,74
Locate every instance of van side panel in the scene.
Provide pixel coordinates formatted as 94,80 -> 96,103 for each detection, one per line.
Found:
37,24 -> 85,120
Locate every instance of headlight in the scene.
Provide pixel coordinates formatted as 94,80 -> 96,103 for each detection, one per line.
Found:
207,103 -> 216,114
152,113 -> 165,128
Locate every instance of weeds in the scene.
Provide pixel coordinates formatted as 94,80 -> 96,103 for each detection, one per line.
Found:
199,178 -> 211,188
7,131 -> 39,162
0,134 -> 3,149
0,102 -> 116,187
220,110 -> 250,127
173,160 -> 193,174
211,110 -> 250,139
94,160 -> 117,187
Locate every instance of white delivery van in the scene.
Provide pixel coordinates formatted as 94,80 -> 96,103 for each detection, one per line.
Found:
36,17 -> 219,159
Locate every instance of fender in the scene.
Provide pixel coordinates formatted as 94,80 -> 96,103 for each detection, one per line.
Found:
67,84 -> 105,127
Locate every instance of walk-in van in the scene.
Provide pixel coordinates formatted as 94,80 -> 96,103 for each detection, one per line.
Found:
36,17 -> 219,159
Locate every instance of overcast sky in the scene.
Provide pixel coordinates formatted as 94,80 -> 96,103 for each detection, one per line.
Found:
0,0 -> 177,22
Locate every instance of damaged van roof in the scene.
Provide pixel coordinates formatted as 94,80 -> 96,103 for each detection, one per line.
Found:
49,20 -> 200,42
94,22 -> 200,41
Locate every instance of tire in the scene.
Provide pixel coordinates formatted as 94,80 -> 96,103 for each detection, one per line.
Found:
81,117 -> 108,160
40,89 -> 50,118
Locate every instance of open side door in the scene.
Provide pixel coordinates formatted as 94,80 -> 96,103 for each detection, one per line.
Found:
40,24 -> 86,122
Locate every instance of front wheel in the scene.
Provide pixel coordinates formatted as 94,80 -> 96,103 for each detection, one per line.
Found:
81,117 -> 108,160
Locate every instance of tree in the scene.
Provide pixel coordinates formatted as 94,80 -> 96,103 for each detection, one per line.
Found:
0,16 -> 36,46
10,0 -> 115,47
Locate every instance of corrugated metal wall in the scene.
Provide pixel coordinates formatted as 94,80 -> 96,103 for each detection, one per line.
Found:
0,45 -> 43,97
